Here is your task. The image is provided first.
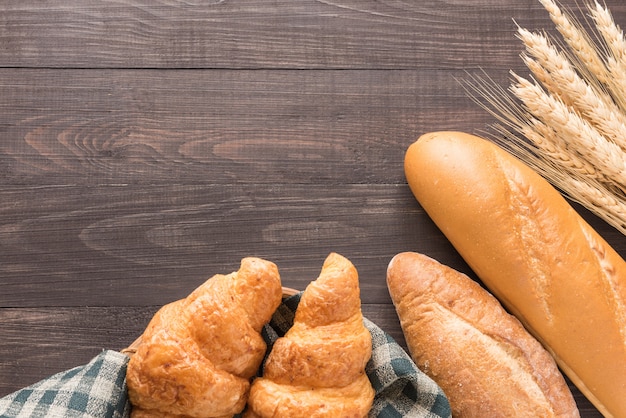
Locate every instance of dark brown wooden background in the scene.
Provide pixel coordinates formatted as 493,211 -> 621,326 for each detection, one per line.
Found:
1,1 -> 625,416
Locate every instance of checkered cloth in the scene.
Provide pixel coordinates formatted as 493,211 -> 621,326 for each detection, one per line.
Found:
0,293 -> 451,418
0,350 -> 130,418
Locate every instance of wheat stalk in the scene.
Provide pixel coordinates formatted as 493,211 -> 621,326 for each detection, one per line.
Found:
592,2 -> 626,68
523,119 -> 605,181
539,0 -> 611,85
518,28 -> 626,151
511,74 -> 626,188
460,71 -> 605,182
463,0 -> 626,235
590,1 -> 626,110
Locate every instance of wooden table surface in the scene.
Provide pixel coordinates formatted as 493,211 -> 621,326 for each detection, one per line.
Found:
1,1 -> 625,416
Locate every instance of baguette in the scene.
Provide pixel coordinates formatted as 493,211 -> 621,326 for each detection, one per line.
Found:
404,131 -> 626,417
387,251 -> 579,417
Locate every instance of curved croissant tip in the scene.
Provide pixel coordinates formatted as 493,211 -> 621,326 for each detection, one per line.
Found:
319,253 -> 358,285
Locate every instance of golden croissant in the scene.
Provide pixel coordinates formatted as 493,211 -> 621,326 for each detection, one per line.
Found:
244,252 -> 375,417
126,257 -> 283,418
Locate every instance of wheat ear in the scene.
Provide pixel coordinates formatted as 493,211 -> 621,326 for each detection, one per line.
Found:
520,53 -> 573,106
518,27 -> 626,151
460,72 -> 605,182
590,1 -> 626,110
511,73 -> 626,189
539,0 -> 611,85
462,71 -> 626,234
564,177 -> 626,233
523,119 -> 605,181
591,1 -> 626,69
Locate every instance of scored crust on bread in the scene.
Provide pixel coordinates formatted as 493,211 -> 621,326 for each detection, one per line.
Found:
404,131 -> 626,417
126,257 -> 283,418
244,252 -> 375,418
387,251 -> 579,418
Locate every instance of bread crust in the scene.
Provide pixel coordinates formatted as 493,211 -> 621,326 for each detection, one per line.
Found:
404,131 -> 626,417
387,251 -> 579,418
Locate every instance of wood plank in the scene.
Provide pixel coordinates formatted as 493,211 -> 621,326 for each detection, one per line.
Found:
0,183 -> 469,307
0,0 -> 579,69
0,67 -> 509,187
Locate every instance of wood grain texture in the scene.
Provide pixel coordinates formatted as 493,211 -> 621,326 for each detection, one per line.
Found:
0,0 -> 565,70
0,68 -> 494,186
0,0 -> 622,416
0,183 -> 458,306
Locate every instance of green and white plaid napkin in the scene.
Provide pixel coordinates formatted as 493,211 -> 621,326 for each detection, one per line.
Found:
0,293 -> 451,418
0,350 -> 130,418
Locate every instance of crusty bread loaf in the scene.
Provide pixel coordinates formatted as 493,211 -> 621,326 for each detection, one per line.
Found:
404,131 -> 626,418
387,251 -> 579,418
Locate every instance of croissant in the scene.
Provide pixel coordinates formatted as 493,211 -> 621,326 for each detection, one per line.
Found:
244,252 -> 375,418
126,257 -> 283,418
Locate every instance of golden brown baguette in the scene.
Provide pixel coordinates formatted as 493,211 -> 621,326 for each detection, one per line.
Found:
387,251 -> 579,417
404,131 -> 626,418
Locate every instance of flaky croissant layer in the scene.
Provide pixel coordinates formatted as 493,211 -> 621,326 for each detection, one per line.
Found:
244,252 -> 375,418
126,257 -> 283,418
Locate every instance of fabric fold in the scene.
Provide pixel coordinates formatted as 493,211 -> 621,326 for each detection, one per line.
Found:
0,350 -> 130,418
